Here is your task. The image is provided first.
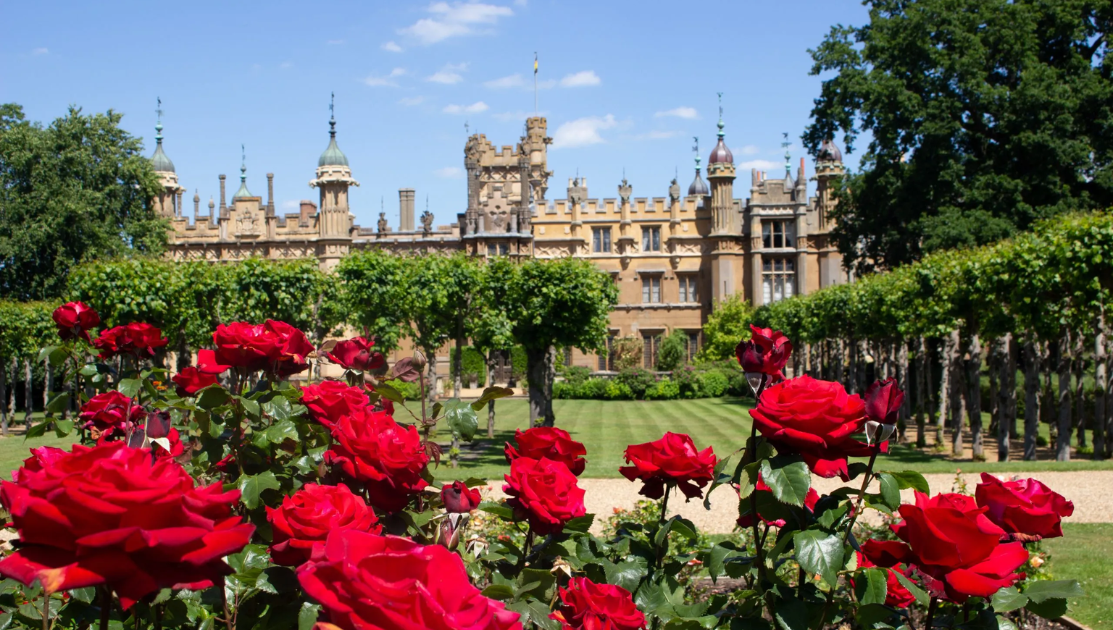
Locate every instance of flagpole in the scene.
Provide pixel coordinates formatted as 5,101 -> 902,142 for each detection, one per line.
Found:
533,52 -> 538,114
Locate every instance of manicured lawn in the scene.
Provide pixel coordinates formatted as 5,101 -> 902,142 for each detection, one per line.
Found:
0,431 -> 78,479
1044,524 -> 1113,630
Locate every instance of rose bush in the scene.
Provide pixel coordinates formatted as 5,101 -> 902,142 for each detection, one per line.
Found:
78,390 -> 145,437
301,380 -> 369,429
974,473 -> 1075,540
326,336 -> 385,372
505,427 -> 588,476
504,456 -> 587,535
551,577 -> 645,630
267,483 -> 381,566
735,324 -> 792,382
52,301 -> 100,341
619,432 -> 716,500
441,480 -> 482,513
213,320 -> 314,378
324,409 -> 430,512
92,322 -> 168,359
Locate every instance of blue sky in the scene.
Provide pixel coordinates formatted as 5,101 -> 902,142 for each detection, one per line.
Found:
1,0 -> 868,229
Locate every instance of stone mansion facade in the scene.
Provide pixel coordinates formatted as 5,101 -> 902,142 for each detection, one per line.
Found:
151,107 -> 848,371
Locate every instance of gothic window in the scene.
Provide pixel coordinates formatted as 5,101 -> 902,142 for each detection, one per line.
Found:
641,275 -> 661,303
642,226 -> 661,252
762,258 -> 796,304
686,331 -> 701,363
678,275 -> 699,303
642,332 -> 661,369
598,333 -> 617,371
762,220 -> 795,249
487,242 -> 509,256
592,227 -> 612,253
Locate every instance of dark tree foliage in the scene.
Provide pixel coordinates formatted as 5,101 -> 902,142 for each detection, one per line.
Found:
805,0 -> 1113,273
0,104 -> 166,300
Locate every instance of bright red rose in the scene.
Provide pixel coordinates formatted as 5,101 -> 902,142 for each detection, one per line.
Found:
53,302 -> 100,342
10,446 -> 67,483
267,483 -> 381,566
301,381 -> 369,429
324,409 -> 429,513
503,457 -> 587,535
749,375 -> 874,480
92,322 -> 168,359
327,337 -> 385,372
172,367 -> 218,397
299,531 -> 521,630
197,349 -> 231,375
0,442 -> 253,608
736,475 -> 820,529
79,391 -> 145,436
854,550 -> 917,608
975,473 -> 1074,541
619,432 -> 716,500
441,481 -> 482,513
504,427 -> 588,476
212,320 -> 313,378
887,492 -> 1028,602
735,324 -> 792,382
267,320 -> 315,378
551,577 -> 645,630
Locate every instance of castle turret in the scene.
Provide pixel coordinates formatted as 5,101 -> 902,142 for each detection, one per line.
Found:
150,98 -> 183,218
309,94 -> 358,270
705,94 -> 742,304
815,138 -> 844,232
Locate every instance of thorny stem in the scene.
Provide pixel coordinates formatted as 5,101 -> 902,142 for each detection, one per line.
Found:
99,588 -> 111,630
744,375 -> 771,617
41,593 -> 49,630
843,448 -> 880,544
654,484 -> 673,570
926,598 -> 939,630
221,584 -> 233,630
154,604 -> 163,630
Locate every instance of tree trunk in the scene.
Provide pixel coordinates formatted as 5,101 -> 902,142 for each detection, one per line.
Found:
486,351 -> 498,439
0,355 -> 6,437
454,314 -> 465,396
936,335 -> 951,447
1094,313 -> 1107,460
988,339 -> 1000,438
1007,335 -> 1018,443
8,358 -> 15,424
427,353 -> 438,403
915,337 -> 927,447
995,335 -> 1012,461
897,339 -> 910,440
24,358 -> 33,426
1023,337 -> 1042,460
846,338 -> 857,394
965,333 -> 983,459
526,346 -> 557,427
43,361 -> 53,419
1057,329 -> 1073,461
1074,333 -> 1086,449
834,339 -> 845,388
1107,332 -> 1113,459
858,340 -> 869,393
948,331 -> 965,456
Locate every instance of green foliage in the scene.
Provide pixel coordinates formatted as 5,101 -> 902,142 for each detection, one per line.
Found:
0,300 -> 55,360
335,249 -> 408,351
697,295 -> 755,362
655,329 -> 688,371
616,367 -> 657,399
450,346 -> 488,387
611,336 -> 643,371
0,104 -> 168,300
697,370 -> 729,398
644,378 -> 680,400
504,257 -> 619,354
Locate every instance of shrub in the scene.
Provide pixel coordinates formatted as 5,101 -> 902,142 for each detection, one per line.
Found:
510,345 -> 528,381
612,337 -> 643,371
655,330 -> 688,372
604,380 -> 634,400
644,378 -> 680,400
697,370 -> 729,398
449,345 -> 488,387
672,366 -> 702,399
616,367 -> 657,399
560,365 -> 592,386
384,379 -> 422,401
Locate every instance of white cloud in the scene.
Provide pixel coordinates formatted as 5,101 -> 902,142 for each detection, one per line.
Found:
559,70 -> 600,87
552,114 -> 616,149
31,47 -> 48,55
401,2 -> 514,45
739,144 -> 760,155
740,159 -> 782,171
326,39 -> 345,45
381,41 -> 403,52
363,67 -> 407,87
537,79 -> 557,89
443,101 -> 489,114
484,73 -> 525,88
493,110 -> 546,121
427,62 -> 468,84
435,166 -> 464,178
398,96 -> 425,106
654,106 -> 697,120
513,0 -> 527,5
634,130 -> 678,140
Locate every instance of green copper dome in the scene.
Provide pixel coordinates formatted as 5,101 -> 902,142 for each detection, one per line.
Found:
318,98 -> 349,167
233,152 -> 252,199
150,123 -> 175,173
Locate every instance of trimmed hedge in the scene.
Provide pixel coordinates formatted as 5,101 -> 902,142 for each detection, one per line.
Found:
553,364 -> 746,401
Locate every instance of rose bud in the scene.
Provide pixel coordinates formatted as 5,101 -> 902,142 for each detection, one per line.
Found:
864,378 -> 904,425
441,481 -> 482,513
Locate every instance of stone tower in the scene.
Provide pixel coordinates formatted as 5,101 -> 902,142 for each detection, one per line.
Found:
815,138 -> 845,232
706,96 -> 741,302
150,99 -> 183,218
310,94 -> 359,270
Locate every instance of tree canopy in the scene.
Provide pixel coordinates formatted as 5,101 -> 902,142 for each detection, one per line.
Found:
805,0 -> 1113,273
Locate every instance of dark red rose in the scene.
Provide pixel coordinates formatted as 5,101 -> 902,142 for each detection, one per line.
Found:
301,381 -> 369,429
735,324 -> 792,382
975,473 -> 1074,541
197,349 -> 231,375
551,577 -> 645,630
79,391 -> 145,436
619,432 -> 716,500
854,550 -> 917,608
441,481 -> 482,513
0,442 -> 253,608
212,320 -> 313,378
267,320 -> 315,378
92,322 -> 168,359
298,531 -> 521,630
886,492 -> 1028,602
736,475 -> 820,529
149,426 -> 185,460
864,378 -> 905,425
267,483 -> 381,566
327,337 -> 385,372
505,427 -> 588,476
859,538 -> 913,568
749,375 -> 874,480
503,457 -> 587,535
324,409 -> 429,513
172,367 -> 218,397
53,302 -> 100,342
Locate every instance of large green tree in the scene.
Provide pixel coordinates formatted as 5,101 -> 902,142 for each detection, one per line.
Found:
0,104 -> 167,299
805,0 -> 1113,273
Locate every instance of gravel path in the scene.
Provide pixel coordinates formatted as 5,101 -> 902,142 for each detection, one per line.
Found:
478,471 -> 1113,534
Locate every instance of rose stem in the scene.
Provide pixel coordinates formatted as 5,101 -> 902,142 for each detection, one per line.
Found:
99,588 -> 111,630
221,584 -> 233,630
654,483 -> 672,570
925,597 -> 938,630
746,375 -> 771,617
843,447 -> 880,544
154,603 -> 162,630
41,594 -> 48,630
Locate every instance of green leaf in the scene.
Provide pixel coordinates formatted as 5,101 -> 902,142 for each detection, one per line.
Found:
793,530 -> 844,588
52,419 -> 74,437
1024,580 -> 1084,603
298,603 -> 320,630
479,502 -> 515,520
563,514 -> 594,533
668,516 -> 699,541
858,568 -> 888,606
481,584 -> 516,601
883,470 -> 930,495
24,422 -> 48,439
703,449 -> 739,509
376,382 -> 405,404
196,386 -> 231,410
471,386 -> 515,411
516,568 -> 555,602
602,558 -> 648,593
877,472 -> 901,510
45,392 -> 70,414
266,420 -> 299,444
855,603 -> 896,627
893,567 -> 929,607
239,397 -> 261,419
992,587 -> 1029,613
773,597 -> 808,630
760,457 -> 811,506
444,398 -> 479,441
117,378 -> 142,399
237,471 -> 281,509
263,396 -> 296,421
1025,597 -> 1068,620
705,542 -> 739,581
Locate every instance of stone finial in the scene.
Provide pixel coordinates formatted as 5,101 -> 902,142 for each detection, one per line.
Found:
618,178 -> 632,206
669,178 -> 680,204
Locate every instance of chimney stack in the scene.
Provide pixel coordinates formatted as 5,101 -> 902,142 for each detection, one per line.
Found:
219,174 -> 227,214
176,189 -> 183,218
300,200 -> 317,225
266,173 -> 275,216
399,188 -> 415,231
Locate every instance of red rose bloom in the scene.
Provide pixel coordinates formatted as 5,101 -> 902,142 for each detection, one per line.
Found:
864,378 -> 905,425
53,302 -> 100,342
79,391 -> 145,436
441,481 -> 482,513
196,349 -> 231,375
212,320 -> 313,378
551,577 -> 645,630
267,483 -> 381,566
974,473 -> 1074,541
301,380 -> 369,429
298,530 -> 521,630
327,337 -> 385,372
0,442 -> 253,608
887,492 -> 1028,602
149,426 -> 185,460
749,375 -> 874,480
735,324 -> 792,382
854,550 -> 917,608
619,432 -> 716,500
92,322 -> 168,359
324,409 -> 429,513
172,367 -> 218,397
736,475 -> 820,529
503,457 -> 587,535
505,427 -> 588,476
11,447 -> 67,483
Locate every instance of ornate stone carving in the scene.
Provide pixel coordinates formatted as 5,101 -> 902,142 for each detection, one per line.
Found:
377,212 -> 388,237
421,209 -> 434,237
236,210 -> 259,236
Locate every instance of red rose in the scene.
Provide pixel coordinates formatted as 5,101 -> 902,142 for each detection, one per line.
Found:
11,447 -> 67,483
172,367 -> 218,397
441,481 -> 482,513
974,473 -> 1074,541
551,577 -> 645,630
267,320 -> 315,378
53,301 -> 100,342
92,322 -> 168,359
149,426 -> 185,460
505,427 -> 588,476
736,475 -> 820,529
619,432 -> 716,500
79,391 -> 145,436
887,492 -> 1028,602
859,538 -> 913,568
298,531 -> 521,630
267,483 -> 381,566
749,375 -> 873,480
864,378 -> 905,425
213,320 -> 313,378
301,380 -> 369,429
735,324 -> 792,382
324,410 -> 429,513
503,457 -> 587,535
327,337 -> 385,372
0,442 -> 253,608
854,550 -> 917,608
197,349 -> 231,375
